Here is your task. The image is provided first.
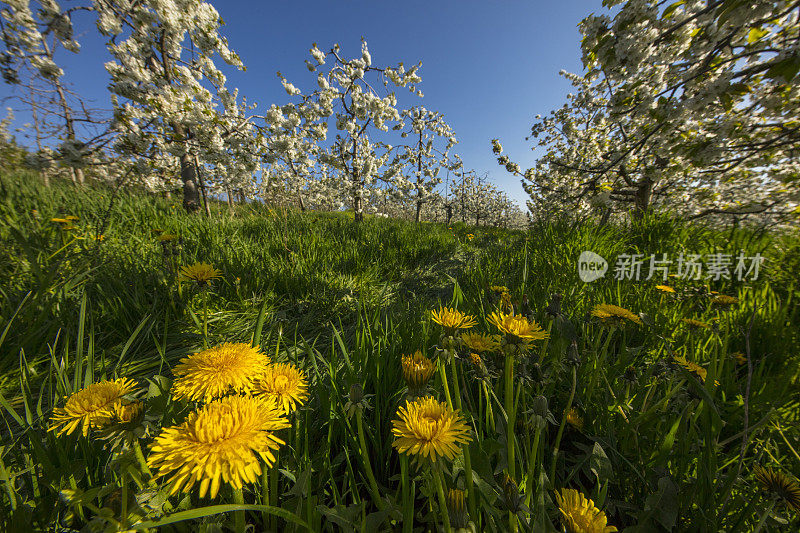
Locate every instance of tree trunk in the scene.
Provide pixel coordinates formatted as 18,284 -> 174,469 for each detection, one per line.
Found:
415,133 -> 423,223
42,38 -> 85,187
599,207 -> 612,227
29,85 -> 49,187
354,194 -> 363,222
225,184 -> 234,211
193,154 -> 212,217
633,176 -> 653,220
180,152 -> 201,212
351,139 -> 363,223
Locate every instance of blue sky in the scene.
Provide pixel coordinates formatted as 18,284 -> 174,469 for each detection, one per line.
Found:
1,0 -> 603,209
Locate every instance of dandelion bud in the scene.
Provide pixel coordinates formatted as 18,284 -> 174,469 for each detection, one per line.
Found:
530,362 -> 544,384
623,365 -> 638,384
446,489 -> 469,529
349,383 -> 364,405
401,351 -> 436,394
568,340 -> 581,366
546,293 -> 562,317
531,395 -> 548,418
498,474 -> 527,514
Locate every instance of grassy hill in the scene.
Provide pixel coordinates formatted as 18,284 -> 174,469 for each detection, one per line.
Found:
1,172 -> 799,531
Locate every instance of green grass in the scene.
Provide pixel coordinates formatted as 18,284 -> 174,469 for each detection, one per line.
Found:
0,171 -> 798,532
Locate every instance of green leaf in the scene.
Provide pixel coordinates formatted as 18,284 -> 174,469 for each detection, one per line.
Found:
720,93 -> 734,113
589,442 -> 613,484
653,404 -> 689,463
766,54 -> 800,83
646,477 -> 679,530
746,26 -> 769,44
131,504 -> 312,531
662,0 -> 685,20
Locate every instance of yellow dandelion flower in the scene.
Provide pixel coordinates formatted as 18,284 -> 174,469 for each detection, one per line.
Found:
392,396 -> 472,462
682,318 -> 710,329
673,356 -> 719,385
147,395 -> 289,499
566,408 -> 584,431
673,355 -> 707,381
447,488 -> 470,528
112,400 -> 143,423
468,352 -> 483,367
401,351 -> 436,391
172,343 -> 270,403
51,217 -> 76,230
431,307 -> 478,333
591,304 -> 642,326
461,332 -> 500,353
466,233 -> 475,241
555,488 -> 618,533
179,262 -> 222,284
731,352 -> 747,365
500,291 -> 514,313
490,285 -> 510,295
655,285 -> 675,293
65,215 -> 79,221
487,310 -> 548,345
252,363 -> 308,413
712,294 -> 738,306
754,465 -> 800,511
49,378 -> 138,437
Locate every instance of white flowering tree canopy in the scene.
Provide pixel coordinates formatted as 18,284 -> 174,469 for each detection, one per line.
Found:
496,0 -> 800,225
99,0 -> 260,209
0,0 -> 79,84
392,106 -> 459,222
268,39 -> 426,221
0,0 -> 99,182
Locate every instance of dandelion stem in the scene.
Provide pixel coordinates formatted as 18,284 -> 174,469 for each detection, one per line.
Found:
261,466 -> 270,528
401,454 -> 413,533
270,464 -> 278,529
550,365 -> 577,486
433,464 -> 452,533
120,473 -> 128,529
450,360 -> 476,523
202,288 -> 209,349
439,351 -> 453,408
524,423 -> 541,509
483,382 -> 495,432
504,347 -> 518,533
504,349 -> 516,480
356,407 -> 385,511
232,487 -> 245,533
